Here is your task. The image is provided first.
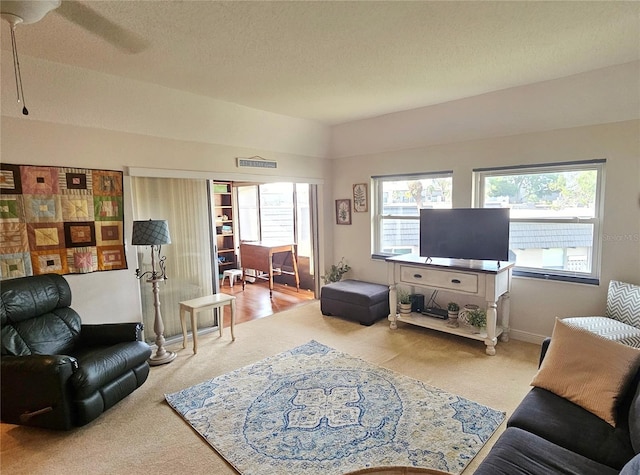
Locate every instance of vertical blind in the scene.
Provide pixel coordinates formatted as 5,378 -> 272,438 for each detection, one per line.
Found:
131,177 -> 214,342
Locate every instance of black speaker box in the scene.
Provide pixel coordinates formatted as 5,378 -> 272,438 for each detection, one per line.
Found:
410,294 -> 424,313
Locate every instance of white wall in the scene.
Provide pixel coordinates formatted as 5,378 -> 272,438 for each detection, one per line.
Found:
1,56 -> 332,325
1,55 -> 330,158
329,120 -> 640,342
329,61 -> 640,158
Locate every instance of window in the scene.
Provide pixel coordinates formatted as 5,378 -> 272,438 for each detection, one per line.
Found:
475,160 -> 605,284
237,182 -> 312,258
237,186 -> 260,242
295,184 -> 312,258
259,183 -> 295,242
372,172 -> 453,257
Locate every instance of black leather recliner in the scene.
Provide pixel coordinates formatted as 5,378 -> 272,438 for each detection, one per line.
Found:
1,274 -> 152,430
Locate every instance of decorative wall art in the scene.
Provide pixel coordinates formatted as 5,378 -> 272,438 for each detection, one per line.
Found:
0,164 -> 127,280
335,199 -> 352,225
353,183 -> 368,212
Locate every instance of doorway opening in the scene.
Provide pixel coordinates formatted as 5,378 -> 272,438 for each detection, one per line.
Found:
131,175 -> 319,345
232,182 -> 315,291
213,181 -> 317,325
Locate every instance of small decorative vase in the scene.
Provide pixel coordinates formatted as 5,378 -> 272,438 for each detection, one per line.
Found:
446,311 -> 459,327
398,302 -> 412,314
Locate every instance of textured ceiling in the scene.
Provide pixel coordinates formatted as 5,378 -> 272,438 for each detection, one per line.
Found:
1,1 -> 639,125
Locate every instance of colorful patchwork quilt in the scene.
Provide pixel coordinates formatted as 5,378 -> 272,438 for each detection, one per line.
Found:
0,164 -> 127,280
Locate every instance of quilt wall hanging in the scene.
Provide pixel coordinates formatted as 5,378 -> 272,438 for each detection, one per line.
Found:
0,163 -> 127,280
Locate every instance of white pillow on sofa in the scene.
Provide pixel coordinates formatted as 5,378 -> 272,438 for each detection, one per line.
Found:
531,318 -> 640,426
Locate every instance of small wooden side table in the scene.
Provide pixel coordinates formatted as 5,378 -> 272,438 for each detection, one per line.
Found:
179,293 -> 236,354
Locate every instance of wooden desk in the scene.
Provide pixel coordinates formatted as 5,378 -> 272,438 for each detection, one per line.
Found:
386,254 -> 514,356
239,241 -> 300,297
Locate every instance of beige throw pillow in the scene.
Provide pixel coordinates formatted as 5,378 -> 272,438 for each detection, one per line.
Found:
531,318 -> 640,426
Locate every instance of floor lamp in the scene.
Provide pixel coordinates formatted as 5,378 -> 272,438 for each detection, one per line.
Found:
132,219 -> 176,366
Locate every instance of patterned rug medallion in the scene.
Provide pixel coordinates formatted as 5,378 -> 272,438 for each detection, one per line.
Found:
165,341 -> 504,475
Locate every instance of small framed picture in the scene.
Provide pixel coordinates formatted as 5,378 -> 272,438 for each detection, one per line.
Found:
335,199 -> 352,225
353,183 -> 368,212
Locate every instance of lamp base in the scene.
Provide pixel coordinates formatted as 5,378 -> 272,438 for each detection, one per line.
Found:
148,350 -> 177,366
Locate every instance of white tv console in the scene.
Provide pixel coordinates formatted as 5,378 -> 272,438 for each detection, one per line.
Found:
386,254 -> 514,355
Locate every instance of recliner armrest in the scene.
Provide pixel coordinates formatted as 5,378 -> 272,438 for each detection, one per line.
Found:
1,354 -> 78,430
79,322 -> 144,347
1,354 -> 78,374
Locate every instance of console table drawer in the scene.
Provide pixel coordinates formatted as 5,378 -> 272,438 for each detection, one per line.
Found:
399,265 -> 478,293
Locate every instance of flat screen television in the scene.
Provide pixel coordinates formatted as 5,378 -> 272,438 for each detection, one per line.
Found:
419,208 -> 510,262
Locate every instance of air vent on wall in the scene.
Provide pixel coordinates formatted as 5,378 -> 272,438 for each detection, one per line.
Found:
236,156 -> 277,169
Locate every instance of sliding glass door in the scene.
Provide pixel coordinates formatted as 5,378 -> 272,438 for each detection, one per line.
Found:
131,177 -> 215,343
131,177 -> 318,344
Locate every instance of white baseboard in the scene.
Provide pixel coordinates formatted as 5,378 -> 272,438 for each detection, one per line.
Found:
508,329 -> 548,345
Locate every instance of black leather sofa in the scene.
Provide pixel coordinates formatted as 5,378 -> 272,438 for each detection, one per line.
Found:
1,274 -> 152,430
475,338 -> 640,474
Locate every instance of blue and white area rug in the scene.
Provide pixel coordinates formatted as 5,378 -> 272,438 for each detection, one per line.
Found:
165,341 -> 504,475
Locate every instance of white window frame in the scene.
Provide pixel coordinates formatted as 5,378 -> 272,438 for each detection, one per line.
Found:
372,171 -> 453,259
474,160 -> 605,284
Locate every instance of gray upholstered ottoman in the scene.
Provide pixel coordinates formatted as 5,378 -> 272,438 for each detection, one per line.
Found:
320,279 -> 390,326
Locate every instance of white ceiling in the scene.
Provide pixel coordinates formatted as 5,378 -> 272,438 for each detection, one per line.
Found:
2,1 -> 639,125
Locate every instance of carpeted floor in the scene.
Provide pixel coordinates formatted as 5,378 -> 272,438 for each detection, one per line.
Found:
0,300 -> 540,475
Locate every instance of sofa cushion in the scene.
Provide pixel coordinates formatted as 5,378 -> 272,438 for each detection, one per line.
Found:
474,427 -> 619,475
563,316 -> 640,348
2,308 -> 81,356
0,274 -> 72,324
606,280 -> 640,328
1,274 -> 81,356
70,341 -> 152,399
508,387 -> 635,470
531,318 -> 640,426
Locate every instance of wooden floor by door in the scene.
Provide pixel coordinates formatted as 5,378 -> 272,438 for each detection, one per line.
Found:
219,277 -> 315,326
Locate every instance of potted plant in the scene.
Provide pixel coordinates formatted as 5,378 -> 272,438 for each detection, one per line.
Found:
397,288 -> 412,314
447,302 -> 460,328
321,257 -> 351,283
467,307 -> 487,333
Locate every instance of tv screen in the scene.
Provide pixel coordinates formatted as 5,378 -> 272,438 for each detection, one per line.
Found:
419,208 -> 510,262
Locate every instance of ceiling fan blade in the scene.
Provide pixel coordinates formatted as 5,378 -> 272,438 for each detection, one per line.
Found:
56,0 -> 148,54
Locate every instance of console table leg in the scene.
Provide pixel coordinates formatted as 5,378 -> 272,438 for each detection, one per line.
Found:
500,292 -> 511,342
389,314 -> 398,330
485,301 -> 498,356
388,284 -> 397,329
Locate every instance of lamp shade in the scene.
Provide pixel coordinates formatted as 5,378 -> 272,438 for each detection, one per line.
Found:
131,220 -> 171,246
